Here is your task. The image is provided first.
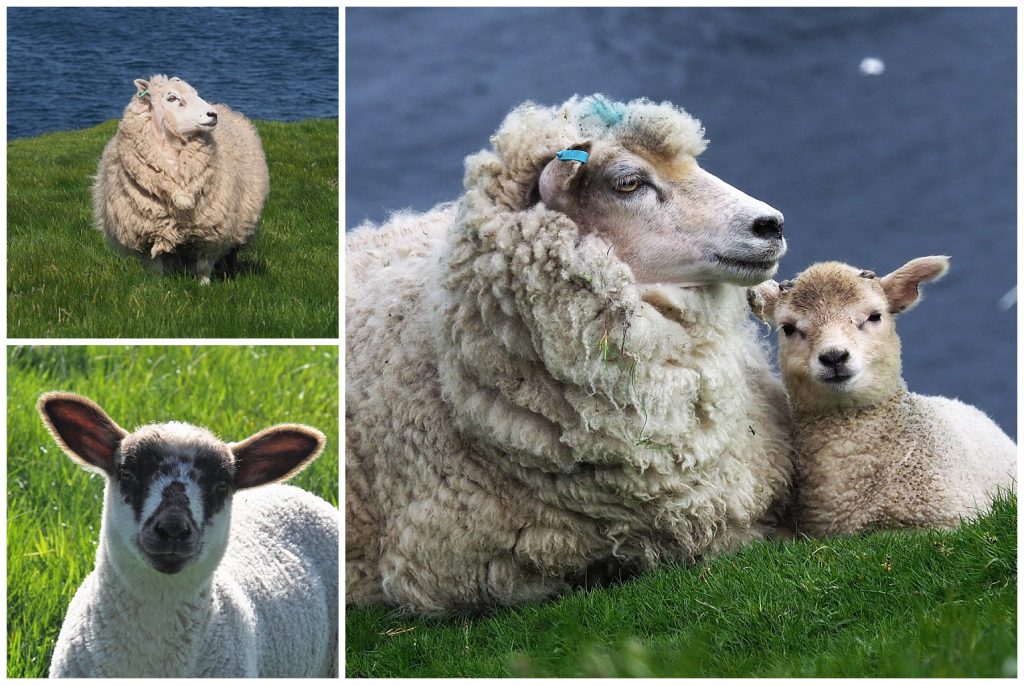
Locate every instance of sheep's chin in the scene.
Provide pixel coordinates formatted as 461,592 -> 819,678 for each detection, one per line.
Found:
143,550 -> 199,574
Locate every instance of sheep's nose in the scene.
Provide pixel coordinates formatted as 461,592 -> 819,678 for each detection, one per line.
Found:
207,110 -> 218,120
751,215 -> 784,241
818,348 -> 850,368
154,512 -> 195,542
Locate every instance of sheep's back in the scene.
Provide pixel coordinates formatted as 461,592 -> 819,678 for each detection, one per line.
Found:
218,484 -> 338,677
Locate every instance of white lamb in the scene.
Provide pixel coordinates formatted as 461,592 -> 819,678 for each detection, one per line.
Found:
347,94 -> 794,615
38,392 -> 338,677
93,75 -> 270,283
748,256 -> 1017,536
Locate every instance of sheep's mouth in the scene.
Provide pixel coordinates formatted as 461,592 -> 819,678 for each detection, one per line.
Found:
818,371 -> 855,386
144,550 -> 199,574
713,253 -> 778,271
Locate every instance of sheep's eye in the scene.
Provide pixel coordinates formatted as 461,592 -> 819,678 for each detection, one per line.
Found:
614,177 -> 642,193
867,312 -> 882,322
166,94 -> 178,102
780,323 -> 797,337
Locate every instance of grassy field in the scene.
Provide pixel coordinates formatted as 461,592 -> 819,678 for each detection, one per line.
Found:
6,345 -> 339,678
7,119 -> 338,338
347,493 -> 1017,677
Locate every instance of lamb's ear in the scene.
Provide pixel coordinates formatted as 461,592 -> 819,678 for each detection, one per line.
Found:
133,79 -> 150,99
880,256 -> 950,314
747,280 -> 782,323
538,142 -> 592,206
230,424 -> 326,490
37,392 -> 127,476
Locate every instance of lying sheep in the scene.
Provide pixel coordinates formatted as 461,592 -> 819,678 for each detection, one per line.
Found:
347,94 -> 794,615
93,75 -> 270,283
748,257 -> 1016,535
39,392 -> 338,677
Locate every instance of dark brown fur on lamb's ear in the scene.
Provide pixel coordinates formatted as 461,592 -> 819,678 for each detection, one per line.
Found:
37,392 -> 127,475
230,424 -> 326,490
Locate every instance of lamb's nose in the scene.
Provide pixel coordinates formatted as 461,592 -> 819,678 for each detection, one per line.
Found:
751,215 -> 784,241
818,348 -> 850,368
154,513 -> 194,542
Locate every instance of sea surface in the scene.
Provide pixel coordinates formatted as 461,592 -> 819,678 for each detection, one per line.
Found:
7,7 -> 338,139
347,7 -> 1017,437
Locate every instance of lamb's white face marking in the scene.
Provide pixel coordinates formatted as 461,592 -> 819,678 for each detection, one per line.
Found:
539,142 -> 786,287
109,423 -> 236,575
143,76 -> 218,140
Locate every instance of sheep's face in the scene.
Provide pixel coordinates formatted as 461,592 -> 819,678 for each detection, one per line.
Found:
748,256 -> 950,410
538,141 -> 786,286
37,393 -> 326,580
134,76 -> 218,140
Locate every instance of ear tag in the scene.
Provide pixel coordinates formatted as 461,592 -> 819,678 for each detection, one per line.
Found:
556,149 -> 589,164
137,88 -> 150,100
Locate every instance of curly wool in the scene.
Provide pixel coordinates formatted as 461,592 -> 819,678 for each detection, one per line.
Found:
346,95 -> 792,615
92,75 -> 269,262
50,484 -> 338,677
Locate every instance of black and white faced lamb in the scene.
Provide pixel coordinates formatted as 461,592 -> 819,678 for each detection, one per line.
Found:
39,392 -> 338,678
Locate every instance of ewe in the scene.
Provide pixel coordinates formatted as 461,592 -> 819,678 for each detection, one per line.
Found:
347,95 -> 794,615
93,75 -> 270,283
39,393 -> 338,677
749,257 -> 1016,536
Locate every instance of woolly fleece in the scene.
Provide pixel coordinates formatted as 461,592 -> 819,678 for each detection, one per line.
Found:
346,95 -> 793,615
92,75 -> 269,271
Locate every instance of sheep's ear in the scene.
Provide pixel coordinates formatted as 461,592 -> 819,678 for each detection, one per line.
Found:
747,280 -> 782,323
880,256 -> 950,314
37,392 -> 127,476
230,424 -> 326,490
538,142 -> 592,205
133,79 -> 150,98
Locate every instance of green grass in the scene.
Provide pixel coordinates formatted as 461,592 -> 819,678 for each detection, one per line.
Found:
347,494 -> 1016,677
7,119 -> 338,338
7,345 -> 339,678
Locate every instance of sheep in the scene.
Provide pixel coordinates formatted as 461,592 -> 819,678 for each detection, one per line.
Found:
93,75 -> 270,284
346,94 -> 795,615
748,256 -> 1017,536
38,392 -> 338,677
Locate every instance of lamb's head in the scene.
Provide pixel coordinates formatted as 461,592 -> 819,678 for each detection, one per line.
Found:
749,256 -> 950,410
133,75 -> 218,140
38,392 -> 325,579
536,95 -> 785,286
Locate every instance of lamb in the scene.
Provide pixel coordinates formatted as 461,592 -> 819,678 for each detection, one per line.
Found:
93,75 -> 270,283
38,392 -> 338,677
346,94 -> 794,615
748,256 -> 1017,536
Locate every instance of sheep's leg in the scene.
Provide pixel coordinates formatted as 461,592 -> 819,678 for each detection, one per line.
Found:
195,255 -> 215,285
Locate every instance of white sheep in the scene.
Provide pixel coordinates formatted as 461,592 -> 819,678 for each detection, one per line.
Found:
93,75 -> 270,284
38,392 -> 338,677
346,94 -> 794,615
748,256 -> 1017,536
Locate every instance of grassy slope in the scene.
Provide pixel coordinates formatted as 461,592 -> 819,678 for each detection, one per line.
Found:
6,345 -> 339,678
347,494 -> 1017,677
7,119 -> 338,338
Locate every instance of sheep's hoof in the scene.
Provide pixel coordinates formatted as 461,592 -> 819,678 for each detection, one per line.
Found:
199,276 -> 212,285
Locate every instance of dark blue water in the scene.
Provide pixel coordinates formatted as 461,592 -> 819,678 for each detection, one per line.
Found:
347,8 -> 1017,437
7,7 -> 338,139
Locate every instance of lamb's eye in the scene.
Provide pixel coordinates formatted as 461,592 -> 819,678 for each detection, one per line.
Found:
780,323 -> 797,337
867,312 -> 882,322
614,178 -> 642,193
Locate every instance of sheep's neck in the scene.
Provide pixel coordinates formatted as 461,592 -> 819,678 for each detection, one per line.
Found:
146,119 -> 187,170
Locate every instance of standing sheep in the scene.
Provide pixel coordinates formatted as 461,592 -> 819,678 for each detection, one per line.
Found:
39,392 -> 338,677
748,257 -> 1016,535
93,75 -> 270,283
347,94 -> 794,615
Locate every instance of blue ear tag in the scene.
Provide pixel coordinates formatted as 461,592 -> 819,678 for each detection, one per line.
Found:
556,149 -> 589,164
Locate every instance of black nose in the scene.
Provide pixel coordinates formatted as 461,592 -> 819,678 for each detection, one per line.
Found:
207,111 -> 218,120
818,348 -> 850,368
751,215 -> 784,240
153,511 -> 195,542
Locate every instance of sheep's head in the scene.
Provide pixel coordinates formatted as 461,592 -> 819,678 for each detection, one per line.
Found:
535,95 -> 785,286
133,75 -> 218,140
38,393 -> 325,578
748,256 -> 950,410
